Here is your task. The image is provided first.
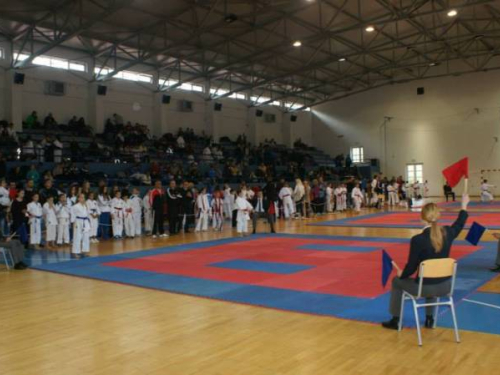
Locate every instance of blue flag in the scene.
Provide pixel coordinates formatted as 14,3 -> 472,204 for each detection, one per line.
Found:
466,222 -> 486,246
382,250 -> 393,287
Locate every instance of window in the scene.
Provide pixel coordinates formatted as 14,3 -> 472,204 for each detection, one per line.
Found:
351,147 -> 364,163
159,78 -> 179,87
250,96 -> 271,104
229,93 -> 246,100
179,82 -> 204,92
407,163 -> 423,184
94,67 -> 152,83
271,101 -> 282,107
0,48 -> 3,58
15,52 -> 87,72
210,88 -> 228,96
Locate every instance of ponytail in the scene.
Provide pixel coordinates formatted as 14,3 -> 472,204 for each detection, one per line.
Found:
430,222 -> 445,252
422,203 -> 446,253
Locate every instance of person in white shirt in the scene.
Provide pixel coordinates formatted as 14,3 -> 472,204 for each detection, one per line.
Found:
86,192 -> 100,243
223,184 -> 233,219
481,180 -> 495,202
325,183 -> 334,213
176,135 -> 185,149
23,137 -> 35,159
0,179 -> 10,237
43,196 -> 58,247
351,183 -> 364,212
53,136 -> 63,163
71,193 -> 91,258
279,183 -> 295,219
423,180 -> 429,198
111,190 -> 124,239
130,188 -> 143,236
195,187 -> 210,232
388,183 -> 397,206
293,179 -> 305,218
27,193 -> 43,247
56,194 -> 71,246
97,187 -> 112,240
235,190 -> 253,235
334,185 -> 343,212
142,190 -> 153,235
122,194 -> 135,238
340,184 -> 348,211
413,181 -> 421,199
211,190 -> 224,231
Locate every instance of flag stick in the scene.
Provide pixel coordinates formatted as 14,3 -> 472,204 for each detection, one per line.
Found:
464,178 -> 469,195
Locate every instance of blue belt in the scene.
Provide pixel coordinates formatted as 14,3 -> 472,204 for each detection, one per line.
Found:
77,216 -> 90,221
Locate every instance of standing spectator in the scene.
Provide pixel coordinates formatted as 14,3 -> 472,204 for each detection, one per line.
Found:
53,136 -> 63,163
150,180 -> 167,238
25,111 -> 39,129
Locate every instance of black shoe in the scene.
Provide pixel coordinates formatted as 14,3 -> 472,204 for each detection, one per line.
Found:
14,263 -> 27,270
425,316 -> 435,329
490,266 -> 500,273
381,317 -> 399,330
271,230 -> 276,233
252,231 -> 256,235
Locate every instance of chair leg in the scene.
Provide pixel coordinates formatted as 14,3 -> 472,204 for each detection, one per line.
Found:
398,294 -> 406,331
449,298 -> 461,343
412,300 -> 423,346
433,298 -> 440,329
1,251 -> 9,271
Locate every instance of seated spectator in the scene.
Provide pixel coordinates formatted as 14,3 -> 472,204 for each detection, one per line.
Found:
444,183 -> 456,202
68,116 -> 78,128
22,136 -> 35,160
53,136 -> 63,163
177,135 -> 185,149
0,234 -> 28,270
43,113 -> 57,128
39,179 -> 59,204
25,111 -> 39,129
26,165 -> 40,188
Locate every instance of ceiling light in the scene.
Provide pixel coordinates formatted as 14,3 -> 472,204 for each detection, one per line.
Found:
338,58 -> 346,62
447,9 -> 458,17
293,40 -> 302,47
365,25 -> 375,32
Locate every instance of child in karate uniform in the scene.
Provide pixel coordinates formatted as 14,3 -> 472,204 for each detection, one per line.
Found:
43,196 -> 58,248
56,194 -> 71,246
123,193 -> 135,238
111,190 -> 124,239
195,187 -> 210,232
387,183 -> 397,206
211,190 -> 224,231
142,190 -> 152,235
279,183 -> 295,219
223,184 -> 232,220
334,185 -> 343,212
235,190 -> 253,235
326,183 -> 334,213
71,193 -> 91,258
130,188 -> 143,236
340,184 -> 348,211
86,192 -> 100,243
351,183 -> 364,212
27,193 -> 43,248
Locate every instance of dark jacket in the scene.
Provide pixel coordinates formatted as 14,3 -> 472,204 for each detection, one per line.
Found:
401,210 -> 468,284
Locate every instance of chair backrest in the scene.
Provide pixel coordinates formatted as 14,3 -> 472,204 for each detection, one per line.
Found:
416,258 -> 457,297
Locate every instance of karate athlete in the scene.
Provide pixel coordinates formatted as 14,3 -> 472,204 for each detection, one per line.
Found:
122,193 -> 135,238
235,190 -> 253,235
130,188 -> 143,236
142,190 -> 153,235
481,180 -> 495,202
56,193 -> 71,246
340,184 -> 348,211
43,196 -> 58,247
27,193 -> 43,248
71,193 -> 91,258
110,190 -> 124,239
325,183 -> 334,213
86,192 -> 100,243
387,183 -> 397,206
211,190 -> 224,231
279,182 -> 295,219
195,187 -> 210,232
223,184 -> 233,220
351,183 -> 364,212
97,187 -> 112,240
334,185 -> 343,212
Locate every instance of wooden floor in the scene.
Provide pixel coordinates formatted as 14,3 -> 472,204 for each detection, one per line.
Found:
1,206 -> 500,375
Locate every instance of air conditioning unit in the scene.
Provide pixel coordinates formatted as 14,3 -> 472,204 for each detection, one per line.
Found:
179,100 -> 193,112
264,113 -> 276,123
44,80 -> 66,96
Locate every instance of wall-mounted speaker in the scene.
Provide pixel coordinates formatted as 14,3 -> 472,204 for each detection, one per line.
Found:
162,94 -> 171,104
290,115 -> 297,122
97,85 -> 107,96
256,109 -> 263,117
417,87 -> 425,95
14,72 -> 25,85
214,103 -> 222,111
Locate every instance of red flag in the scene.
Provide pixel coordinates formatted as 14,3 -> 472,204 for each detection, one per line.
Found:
442,157 -> 469,188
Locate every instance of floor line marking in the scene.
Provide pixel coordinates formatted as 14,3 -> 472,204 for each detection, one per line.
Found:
463,298 -> 500,310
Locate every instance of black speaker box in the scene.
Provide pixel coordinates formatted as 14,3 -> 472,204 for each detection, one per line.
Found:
97,85 -> 107,96
214,103 -> 222,111
290,115 -> 297,122
417,87 -> 425,95
256,109 -> 263,117
14,72 -> 25,85
162,95 -> 171,104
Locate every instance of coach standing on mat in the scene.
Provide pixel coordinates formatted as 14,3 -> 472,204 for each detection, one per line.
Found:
150,180 -> 167,238
381,194 -> 469,330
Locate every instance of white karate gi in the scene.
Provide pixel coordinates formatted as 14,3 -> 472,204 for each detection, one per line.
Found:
123,199 -> 135,237
326,186 -> 333,212
235,196 -> 253,234
27,201 -> 43,245
142,193 -> 153,233
43,202 -> 58,242
334,187 -> 343,212
388,185 -> 397,206
71,203 -> 90,254
195,194 -> 210,232
351,187 -> 363,212
340,187 -> 347,211
279,187 -> 295,218
481,183 -> 495,202
130,194 -> 143,236
56,202 -> 71,244
223,188 -> 233,219
110,197 -> 124,237
86,199 -> 100,238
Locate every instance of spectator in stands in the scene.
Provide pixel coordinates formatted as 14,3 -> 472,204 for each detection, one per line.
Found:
22,136 -> 35,160
177,134 -> 185,149
25,111 -> 39,129
68,116 -> 78,128
43,113 -> 57,129
39,179 -> 59,204
53,136 -> 63,163
0,153 -> 6,179
0,233 -> 28,269
26,165 -> 40,188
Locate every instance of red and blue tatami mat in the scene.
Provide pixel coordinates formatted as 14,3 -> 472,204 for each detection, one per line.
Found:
310,211 -> 500,229
29,234 -> 500,335
438,201 -> 500,211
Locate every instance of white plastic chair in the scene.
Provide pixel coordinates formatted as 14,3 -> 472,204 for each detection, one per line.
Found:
0,247 -> 15,270
398,258 -> 460,346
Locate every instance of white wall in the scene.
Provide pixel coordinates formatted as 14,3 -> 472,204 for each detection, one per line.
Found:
312,71 -> 500,195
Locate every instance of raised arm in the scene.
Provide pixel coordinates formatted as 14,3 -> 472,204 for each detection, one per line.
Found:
449,194 -> 470,239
